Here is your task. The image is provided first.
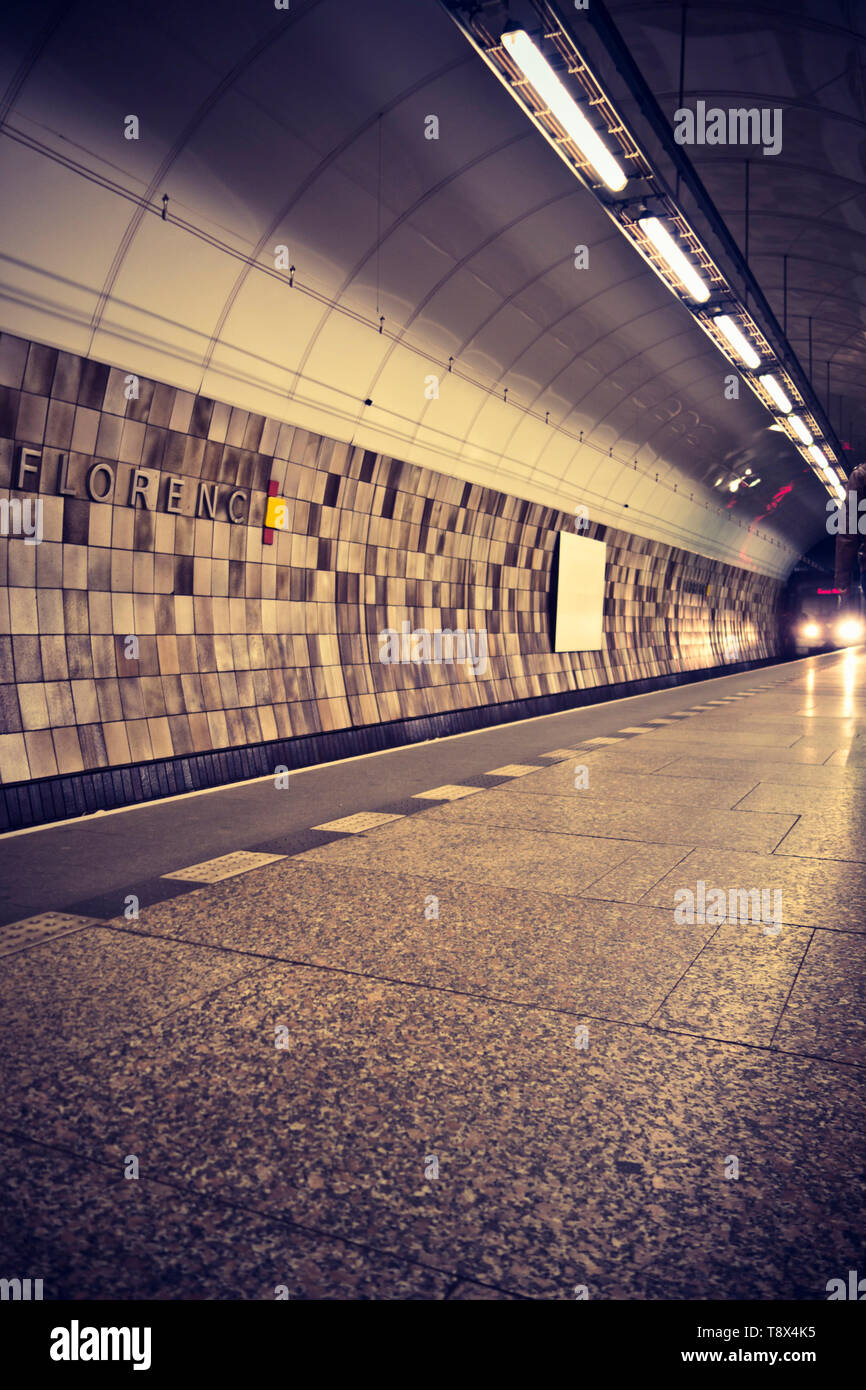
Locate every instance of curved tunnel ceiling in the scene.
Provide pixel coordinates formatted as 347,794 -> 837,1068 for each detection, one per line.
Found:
608,0 -> 866,511
0,0 -> 840,580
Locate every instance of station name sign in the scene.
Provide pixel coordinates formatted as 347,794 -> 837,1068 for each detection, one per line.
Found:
14,446 -> 249,523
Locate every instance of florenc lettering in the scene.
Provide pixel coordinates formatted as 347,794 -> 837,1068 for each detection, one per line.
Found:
14,446 -> 248,522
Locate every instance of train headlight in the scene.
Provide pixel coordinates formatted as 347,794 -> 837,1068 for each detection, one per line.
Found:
837,619 -> 864,644
802,622 -> 821,640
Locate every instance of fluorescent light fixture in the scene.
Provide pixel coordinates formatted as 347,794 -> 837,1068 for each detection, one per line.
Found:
809,444 -> 829,469
728,479 -> 740,492
500,30 -> 627,192
788,415 -> 813,446
714,315 -> 761,369
759,373 -> 791,413
637,217 -> 710,302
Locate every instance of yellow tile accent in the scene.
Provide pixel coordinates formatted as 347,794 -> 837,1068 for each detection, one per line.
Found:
264,495 -> 290,530
312,812 -> 405,833
412,784 -> 482,800
163,851 -> 286,883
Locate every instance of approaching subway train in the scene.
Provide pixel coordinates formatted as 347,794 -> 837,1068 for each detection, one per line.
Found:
784,576 -> 865,655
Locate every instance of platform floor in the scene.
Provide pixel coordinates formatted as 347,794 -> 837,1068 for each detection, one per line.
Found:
1,650 -> 865,1299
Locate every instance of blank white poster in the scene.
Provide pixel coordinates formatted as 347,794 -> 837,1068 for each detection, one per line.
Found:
554,530 -> 606,651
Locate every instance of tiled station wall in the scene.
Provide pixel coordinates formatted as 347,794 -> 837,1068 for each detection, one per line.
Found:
0,331 -> 784,824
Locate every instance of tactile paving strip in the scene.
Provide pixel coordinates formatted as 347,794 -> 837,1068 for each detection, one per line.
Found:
485,764 -> 544,777
411,785 -> 483,800
311,812 -> 405,834
0,912 -> 102,959
162,851 -> 286,883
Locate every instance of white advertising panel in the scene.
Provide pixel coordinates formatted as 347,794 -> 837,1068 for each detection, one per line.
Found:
554,530 -> 606,651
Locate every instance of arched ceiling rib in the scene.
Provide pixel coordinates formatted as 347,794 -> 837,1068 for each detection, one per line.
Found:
0,0 -> 843,578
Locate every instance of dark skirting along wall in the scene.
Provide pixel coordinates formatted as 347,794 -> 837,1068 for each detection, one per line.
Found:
0,330 -> 785,829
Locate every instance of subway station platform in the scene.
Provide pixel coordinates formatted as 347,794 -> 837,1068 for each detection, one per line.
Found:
1,649 -> 864,1300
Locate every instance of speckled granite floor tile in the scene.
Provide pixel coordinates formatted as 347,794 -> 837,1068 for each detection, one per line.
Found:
773,814 -> 866,862
421,788 -> 796,853
735,783 -> 866,816
0,927 -> 268,1091
549,744 -> 681,774
674,713 -> 850,727
773,932 -> 866,1063
4,968 -> 863,1299
579,845 -> 695,902
631,736 -> 836,761
643,755 -> 866,786
0,1135 -> 453,1300
501,764 -> 759,809
777,712 -> 866,724
652,922 -> 813,1046
642,848 -> 866,931
290,817 -> 660,899
107,861 -> 713,1022
824,747 -> 866,766
445,1282 -> 521,1299
645,726 -> 809,745
677,728 -> 851,749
